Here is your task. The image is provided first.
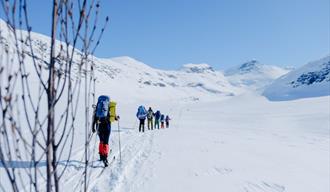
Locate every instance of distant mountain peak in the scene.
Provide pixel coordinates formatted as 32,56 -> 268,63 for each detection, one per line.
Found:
181,63 -> 215,73
225,60 -> 289,76
225,59 -> 265,76
238,60 -> 262,73
110,56 -> 140,63
107,56 -> 153,70
224,60 -> 290,90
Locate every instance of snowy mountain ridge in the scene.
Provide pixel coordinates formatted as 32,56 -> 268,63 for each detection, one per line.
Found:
226,59 -> 262,75
225,59 -> 288,76
0,18 -> 240,102
181,63 -> 215,73
263,55 -> 330,101
94,56 -> 239,103
224,60 -> 290,91
1,18 -> 328,102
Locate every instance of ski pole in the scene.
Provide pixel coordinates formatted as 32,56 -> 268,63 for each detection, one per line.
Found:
117,119 -> 122,163
87,131 -> 94,144
88,121 -> 98,144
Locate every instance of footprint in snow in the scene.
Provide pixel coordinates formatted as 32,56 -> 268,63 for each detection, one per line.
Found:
243,181 -> 285,192
203,167 -> 233,176
213,167 -> 233,175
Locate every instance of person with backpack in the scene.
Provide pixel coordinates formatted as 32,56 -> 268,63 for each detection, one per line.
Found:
92,95 -> 119,167
165,115 -> 171,128
147,107 -> 154,130
160,114 -> 165,128
136,105 -> 147,132
154,110 -> 161,129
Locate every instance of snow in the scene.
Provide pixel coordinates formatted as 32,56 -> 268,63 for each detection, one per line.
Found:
86,94 -> 329,192
0,18 -> 329,192
263,56 -> 330,101
225,60 -> 290,91
93,56 -> 240,103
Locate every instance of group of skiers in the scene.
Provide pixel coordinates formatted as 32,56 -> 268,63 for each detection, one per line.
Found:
91,95 -> 171,167
136,106 -> 171,132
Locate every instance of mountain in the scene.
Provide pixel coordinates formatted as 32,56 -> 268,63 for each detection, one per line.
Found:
2,18 -> 327,104
0,19 -> 239,103
263,56 -> 330,101
93,58 -> 240,103
181,63 -> 215,73
225,60 -> 290,91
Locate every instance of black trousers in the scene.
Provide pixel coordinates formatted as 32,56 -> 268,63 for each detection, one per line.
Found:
139,119 -> 145,132
98,121 -> 111,144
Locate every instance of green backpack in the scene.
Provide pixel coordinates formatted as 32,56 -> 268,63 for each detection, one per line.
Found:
147,110 -> 153,119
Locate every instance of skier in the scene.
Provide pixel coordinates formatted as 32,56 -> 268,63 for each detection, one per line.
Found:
160,114 -> 165,128
154,110 -> 161,129
147,107 -> 154,130
92,95 -> 119,167
136,105 -> 147,132
165,115 -> 171,128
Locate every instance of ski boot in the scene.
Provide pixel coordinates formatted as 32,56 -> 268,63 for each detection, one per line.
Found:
103,158 -> 109,167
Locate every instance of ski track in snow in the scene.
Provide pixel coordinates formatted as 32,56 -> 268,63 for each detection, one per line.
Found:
61,101 -> 183,192
1,96 -> 329,192
88,129 -> 159,192
72,96 -> 328,192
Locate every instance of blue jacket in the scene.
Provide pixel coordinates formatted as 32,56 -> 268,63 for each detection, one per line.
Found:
160,114 -> 165,122
154,111 -> 161,120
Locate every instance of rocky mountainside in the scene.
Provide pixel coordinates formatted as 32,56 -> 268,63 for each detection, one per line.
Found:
263,56 -> 330,101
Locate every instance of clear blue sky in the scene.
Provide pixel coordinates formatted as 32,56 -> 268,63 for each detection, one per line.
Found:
1,0 -> 329,70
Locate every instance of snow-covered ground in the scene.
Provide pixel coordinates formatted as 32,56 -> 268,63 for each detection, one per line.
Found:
78,94 -> 329,192
15,92 -> 327,192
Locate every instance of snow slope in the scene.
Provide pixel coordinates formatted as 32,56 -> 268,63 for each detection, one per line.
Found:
225,60 -> 290,91
93,57 -> 240,104
0,17 -> 240,103
263,56 -> 330,101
